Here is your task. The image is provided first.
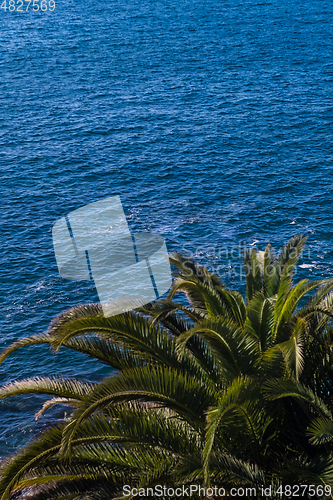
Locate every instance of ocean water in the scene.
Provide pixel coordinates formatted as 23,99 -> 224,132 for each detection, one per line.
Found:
0,0 -> 332,456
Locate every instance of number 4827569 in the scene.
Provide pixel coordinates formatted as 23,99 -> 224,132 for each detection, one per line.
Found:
1,0 -> 55,10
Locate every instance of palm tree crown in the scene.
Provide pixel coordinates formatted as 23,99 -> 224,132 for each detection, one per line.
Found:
0,235 -> 332,499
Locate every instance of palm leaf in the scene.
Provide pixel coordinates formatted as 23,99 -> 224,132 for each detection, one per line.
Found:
264,380 -> 332,419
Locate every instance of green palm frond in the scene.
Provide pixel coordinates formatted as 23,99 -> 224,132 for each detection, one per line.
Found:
141,299 -> 207,324
308,418 -> 333,445
48,307 -> 201,373
274,235 -> 308,318
210,451 -> 269,488
0,377 -> 94,403
176,318 -> 258,382
263,380 -> 332,419
274,317 -> 306,380
60,365 -> 216,457
168,252 -> 224,289
277,454 -> 333,488
276,234 -> 308,272
274,280 -> 327,340
203,377 -> 268,483
35,397 -> 78,420
0,332 -> 53,366
169,277 -> 229,318
245,292 -> 275,350
304,278 -> 333,309
243,248 -> 263,302
13,477 -> 119,500
262,243 -> 279,297
217,289 -> 247,326
70,406 -> 202,456
0,425 -> 64,500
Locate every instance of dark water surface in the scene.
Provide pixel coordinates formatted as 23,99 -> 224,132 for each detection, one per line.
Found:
0,0 -> 332,456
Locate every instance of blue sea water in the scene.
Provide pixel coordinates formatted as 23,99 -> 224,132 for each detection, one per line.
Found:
0,0 -> 332,456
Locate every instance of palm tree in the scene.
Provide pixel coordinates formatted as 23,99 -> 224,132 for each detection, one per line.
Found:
0,235 -> 332,499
